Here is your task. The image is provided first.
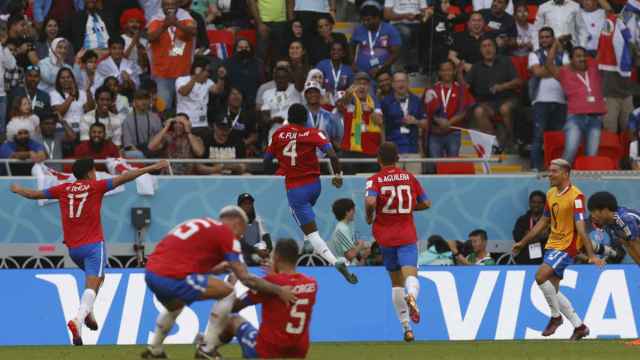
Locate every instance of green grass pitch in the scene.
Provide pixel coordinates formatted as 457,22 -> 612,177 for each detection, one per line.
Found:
0,340 -> 638,360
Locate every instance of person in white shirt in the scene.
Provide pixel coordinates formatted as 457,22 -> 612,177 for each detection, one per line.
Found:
0,28 -> 17,139
50,68 -> 94,134
579,0 -> 606,55
73,49 -> 104,96
533,0 -> 588,49
7,95 -> 40,137
97,37 -> 142,94
120,8 -> 149,71
260,66 -> 302,143
79,86 -> 124,147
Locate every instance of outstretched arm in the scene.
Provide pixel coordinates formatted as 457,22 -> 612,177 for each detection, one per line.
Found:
10,183 -> 49,200
577,220 -> 605,267
229,260 -> 296,305
111,160 -> 169,188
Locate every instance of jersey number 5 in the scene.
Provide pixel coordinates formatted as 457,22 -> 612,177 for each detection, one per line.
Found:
67,192 -> 89,218
381,185 -> 412,214
285,298 -> 309,335
283,140 -> 297,166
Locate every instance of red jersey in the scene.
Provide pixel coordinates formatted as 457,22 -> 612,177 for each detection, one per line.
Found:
366,167 -> 428,247
146,218 -> 241,279
248,272 -> 317,359
44,179 -> 114,249
266,124 -> 331,189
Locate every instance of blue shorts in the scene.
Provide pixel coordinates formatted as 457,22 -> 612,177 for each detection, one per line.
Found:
68,242 -> 107,277
287,180 -> 321,226
144,271 -> 209,305
543,249 -> 574,279
236,321 -> 259,359
380,243 -> 418,272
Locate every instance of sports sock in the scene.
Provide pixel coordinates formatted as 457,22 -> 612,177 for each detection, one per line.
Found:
149,308 -> 183,354
392,287 -> 410,329
557,292 -> 583,328
306,231 -> 338,266
75,289 -> 96,324
405,276 -> 420,300
202,292 -> 236,352
538,281 -> 560,318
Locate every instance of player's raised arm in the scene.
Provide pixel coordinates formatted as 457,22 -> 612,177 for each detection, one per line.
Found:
228,260 -> 296,304
111,160 -> 169,188
10,183 -> 49,200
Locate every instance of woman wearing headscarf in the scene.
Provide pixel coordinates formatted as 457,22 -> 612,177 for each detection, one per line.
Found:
38,37 -> 72,93
305,68 -> 333,110
35,18 -> 76,64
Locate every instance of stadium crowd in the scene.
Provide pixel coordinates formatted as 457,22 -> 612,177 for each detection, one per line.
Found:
0,0 -> 639,176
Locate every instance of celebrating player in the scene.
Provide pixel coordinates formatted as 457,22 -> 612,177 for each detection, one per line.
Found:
141,206 -> 296,359
364,142 -> 431,342
215,238 -> 317,359
587,191 -> 640,265
264,103 -> 358,284
10,158 -> 168,346
513,158 -> 603,340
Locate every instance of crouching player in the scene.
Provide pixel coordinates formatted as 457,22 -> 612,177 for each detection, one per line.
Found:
141,206 -> 296,359
216,239 -> 317,359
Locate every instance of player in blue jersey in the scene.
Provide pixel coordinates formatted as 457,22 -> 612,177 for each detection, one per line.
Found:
587,191 -> 640,265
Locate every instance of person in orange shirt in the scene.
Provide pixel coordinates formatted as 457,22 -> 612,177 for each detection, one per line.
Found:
513,158 -> 603,341
146,0 -> 197,110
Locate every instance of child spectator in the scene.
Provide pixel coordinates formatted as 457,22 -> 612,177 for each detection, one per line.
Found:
7,95 -> 39,137
328,198 -> 370,265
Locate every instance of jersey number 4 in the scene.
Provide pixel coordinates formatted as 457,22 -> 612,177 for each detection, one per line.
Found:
283,140 -> 297,166
285,298 -> 309,335
381,185 -> 412,214
67,192 -> 89,218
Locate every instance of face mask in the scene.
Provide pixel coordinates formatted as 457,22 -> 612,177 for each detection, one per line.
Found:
237,50 -> 250,59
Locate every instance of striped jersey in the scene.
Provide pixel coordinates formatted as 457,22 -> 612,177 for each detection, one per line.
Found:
328,221 -> 356,260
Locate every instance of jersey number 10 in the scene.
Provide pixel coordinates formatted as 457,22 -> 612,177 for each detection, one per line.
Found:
381,185 -> 412,214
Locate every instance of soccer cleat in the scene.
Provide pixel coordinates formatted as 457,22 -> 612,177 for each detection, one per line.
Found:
405,295 -> 420,324
335,262 -> 358,284
84,313 -> 98,331
626,339 -> 640,346
194,346 -> 223,360
67,319 -> 83,346
141,348 -> 168,359
403,328 -> 415,343
570,324 -> 590,341
541,316 -> 563,336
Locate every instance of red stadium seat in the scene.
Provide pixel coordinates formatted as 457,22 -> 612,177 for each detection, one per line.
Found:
598,130 -> 623,163
574,156 -> 617,170
436,162 -> 476,175
511,55 -> 530,82
620,131 -> 632,157
527,5 -> 538,24
207,30 -> 234,59
236,29 -> 257,47
543,131 -> 565,167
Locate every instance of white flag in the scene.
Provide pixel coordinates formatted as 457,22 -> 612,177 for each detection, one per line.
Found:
106,158 -> 158,196
467,129 -> 495,174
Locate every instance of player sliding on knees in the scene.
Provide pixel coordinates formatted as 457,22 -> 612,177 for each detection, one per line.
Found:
10,158 -> 169,346
214,239 -> 317,359
365,142 -> 431,342
141,206 -> 296,359
513,159 -> 604,341
264,103 -> 358,284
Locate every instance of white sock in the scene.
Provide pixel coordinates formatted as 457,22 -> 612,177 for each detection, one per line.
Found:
150,308 -> 183,354
539,281 -> 560,318
392,287 -> 410,329
557,292 -> 583,328
306,231 -> 338,265
405,276 -> 420,300
203,292 -> 236,352
75,289 -> 96,325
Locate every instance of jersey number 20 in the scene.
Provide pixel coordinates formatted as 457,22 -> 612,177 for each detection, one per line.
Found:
285,298 -> 309,334
381,185 -> 412,214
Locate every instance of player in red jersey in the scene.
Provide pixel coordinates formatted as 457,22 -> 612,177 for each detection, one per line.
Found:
142,206 -> 296,360
364,142 -> 431,342
10,158 -> 168,346
264,103 -> 357,284
215,238 -> 317,359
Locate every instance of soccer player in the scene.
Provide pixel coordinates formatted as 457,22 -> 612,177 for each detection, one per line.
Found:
513,158 -> 604,340
215,238 -> 317,359
364,142 -> 431,342
10,158 -> 168,346
142,206 -> 296,359
587,191 -> 640,265
264,103 -> 357,284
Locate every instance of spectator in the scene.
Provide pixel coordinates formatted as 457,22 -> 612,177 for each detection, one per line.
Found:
0,121 -> 46,175
0,25 -> 17,137
176,58 -> 221,140
466,37 -> 521,150
532,0 -> 587,50
448,229 -> 496,265
294,0 -> 336,37
102,76 -> 131,116
418,235 -> 454,265
180,0 -> 210,56
383,0 -> 428,73
147,113 -> 205,174
381,71 -> 427,173
421,0 -> 456,76
545,38 -> 605,164
328,198 -> 370,265
305,68 -> 334,108
33,0 -> 84,31
122,89 -> 163,158
120,8 -> 150,74
35,18 -> 75,64
211,87 -> 259,157
236,193 -> 272,266
6,14 -> 39,72
479,0 -> 516,53
304,80 -> 343,151
97,36 -> 141,93
38,37 -> 72,93
223,38 -> 265,108
579,0 -> 606,56
308,15 -> 348,66
260,66 -> 302,142
208,0 -> 253,31
7,64 -> 51,121
375,70 -> 392,100
141,78 -> 167,115
316,40 -> 354,98
287,39 -> 310,91
255,60 -> 290,113
147,0 -> 197,109
449,11 -> 485,72
247,0 -> 290,67
70,0 -> 116,56
197,116 -> 249,175
512,2 -> 533,57
3,38 -> 24,96
283,18 -> 310,57
473,0 -> 513,14
79,86 -> 124,147
73,49 -> 103,96
424,60 -> 474,158
512,190 -> 548,264
351,1 -> 401,77
528,27 -> 568,171
7,95 -> 40,137
50,67 -> 94,134
71,122 -> 120,171
34,111 -> 76,170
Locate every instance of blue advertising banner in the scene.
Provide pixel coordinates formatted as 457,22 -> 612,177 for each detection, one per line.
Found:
1,266 -> 638,345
